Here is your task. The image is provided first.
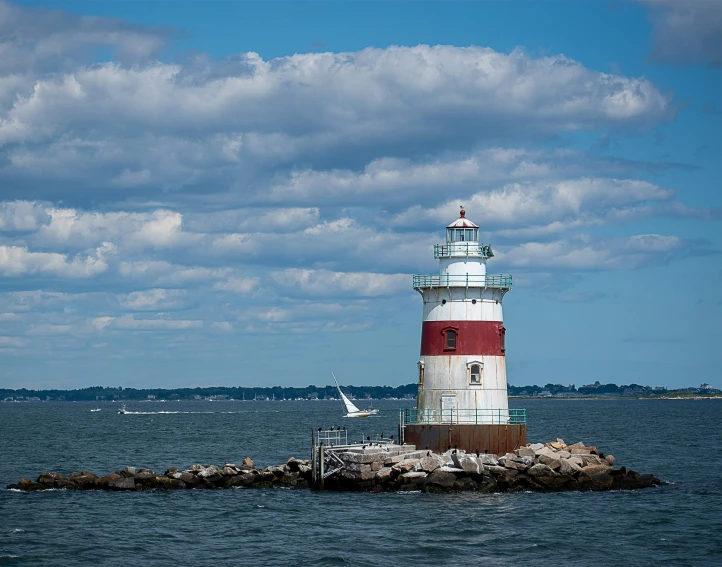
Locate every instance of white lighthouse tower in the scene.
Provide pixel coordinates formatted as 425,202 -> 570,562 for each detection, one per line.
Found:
401,208 -> 526,454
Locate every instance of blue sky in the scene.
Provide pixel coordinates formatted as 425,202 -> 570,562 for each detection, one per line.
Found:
0,0 -> 720,389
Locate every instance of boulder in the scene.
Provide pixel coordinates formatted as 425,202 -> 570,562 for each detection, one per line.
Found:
229,473 -> 255,487
108,477 -> 135,490
400,471 -> 427,480
120,466 -> 136,478
98,473 -> 121,487
515,447 -> 535,459
165,466 -> 178,475
580,455 -> 603,466
375,467 -> 394,482
392,459 -> 419,473
242,457 -> 254,469
479,454 -> 499,466
559,458 -> 582,475
570,447 -> 592,455
438,466 -> 464,473
37,472 -> 64,486
538,454 -> 561,470
179,472 -> 199,486
605,455 -> 615,466
484,465 -> 507,476
459,455 -> 481,475
187,464 -> 204,473
557,450 -> 571,459
535,446 -> 557,459
504,459 -> 529,472
286,458 -> 303,472
529,443 -> 544,451
74,474 -> 99,488
419,454 -> 444,473
424,470 -> 457,489
528,463 -> 556,477
197,465 -> 220,479
569,456 -> 584,467
221,466 -> 237,476
582,464 -> 612,477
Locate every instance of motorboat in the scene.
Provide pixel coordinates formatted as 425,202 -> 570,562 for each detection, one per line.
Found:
90,406 -> 101,412
118,404 -> 128,414
332,373 -> 379,418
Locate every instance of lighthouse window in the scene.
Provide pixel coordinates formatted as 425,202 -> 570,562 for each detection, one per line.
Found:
445,330 -> 456,349
470,365 -> 482,384
499,326 -> 506,353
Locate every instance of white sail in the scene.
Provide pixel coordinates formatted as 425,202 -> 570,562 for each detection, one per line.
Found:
332,373 -> 362,415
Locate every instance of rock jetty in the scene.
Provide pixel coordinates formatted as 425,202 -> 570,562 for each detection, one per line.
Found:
7,439 -> 660,493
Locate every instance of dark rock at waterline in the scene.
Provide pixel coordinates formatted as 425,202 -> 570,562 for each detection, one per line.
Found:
7,440 -> 661,494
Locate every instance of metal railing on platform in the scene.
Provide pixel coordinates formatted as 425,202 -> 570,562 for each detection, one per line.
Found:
314,428 -> 348,447
399,407 -> 526,425
434,243 -> 494,259
412,274 -> 512,289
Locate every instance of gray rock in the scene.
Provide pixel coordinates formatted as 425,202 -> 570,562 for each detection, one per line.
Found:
375,467 -> 394,481
400,471 -> 427,480
419,454 -> 444,473
559,458 -> 582,475
242,457 -> 254,469
569,456 -> 584,467
529,443 -> 544,451
535,446 -> 557,459
179,472 -> 198,485
538,454 -> 561,470
504,459 -> 528,471
557,450 -> 571,459
392,459 -> 419,473
570,447 -> 592,455
425,470 -> 457,488
198,465 -> 220,478
460,455 -> 481,475
484,465 -> 507,475
515,447 -> 536,459
580,454 -> 603,466
438,466 -> 464,473
122,466 -> 136,476
605,455 -> 615,466
479,454 -> 499,466
108,477 -> 135,490
528,463 -> 556,477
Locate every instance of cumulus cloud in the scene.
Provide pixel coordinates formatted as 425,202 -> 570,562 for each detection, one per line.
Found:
640,0 -> 722,66
213,277 -> 260,294
501,234 -> 686,270
271,269 -> 409,297
111,314 -> 203,331
119,289 -> 185,311
0,243 -> 112,277
0,40 -> 673,204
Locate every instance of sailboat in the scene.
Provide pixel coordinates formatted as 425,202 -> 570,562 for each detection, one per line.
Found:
332,373 -> 379,418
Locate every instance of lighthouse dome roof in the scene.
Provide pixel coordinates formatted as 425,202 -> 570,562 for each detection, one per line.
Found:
446,208 -> 478,229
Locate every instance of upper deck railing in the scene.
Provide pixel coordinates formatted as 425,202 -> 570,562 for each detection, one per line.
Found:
434,242 -> 494,259
412,273 -> 512,290
400,407 -> 526,425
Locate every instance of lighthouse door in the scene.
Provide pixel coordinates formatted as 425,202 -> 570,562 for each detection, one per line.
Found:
441,394 -> 457,423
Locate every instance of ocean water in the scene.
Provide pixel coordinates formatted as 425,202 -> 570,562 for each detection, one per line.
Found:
0,398 -> 720,566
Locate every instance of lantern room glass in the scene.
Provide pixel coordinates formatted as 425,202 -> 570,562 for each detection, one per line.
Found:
446,228 -> 478,243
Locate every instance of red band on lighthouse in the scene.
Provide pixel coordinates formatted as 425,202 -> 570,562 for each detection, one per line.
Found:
420,320 -> 506,356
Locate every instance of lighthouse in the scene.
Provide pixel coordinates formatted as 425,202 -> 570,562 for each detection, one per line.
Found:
400,208 -> 526,454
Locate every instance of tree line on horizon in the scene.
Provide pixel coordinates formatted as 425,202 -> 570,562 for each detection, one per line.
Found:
1,381 -> 717,402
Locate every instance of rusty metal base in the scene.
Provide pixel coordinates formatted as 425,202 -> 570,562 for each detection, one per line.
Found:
403,423 -> 527,455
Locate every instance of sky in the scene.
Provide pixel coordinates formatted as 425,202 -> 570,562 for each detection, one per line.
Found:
0,0 -> 720,390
